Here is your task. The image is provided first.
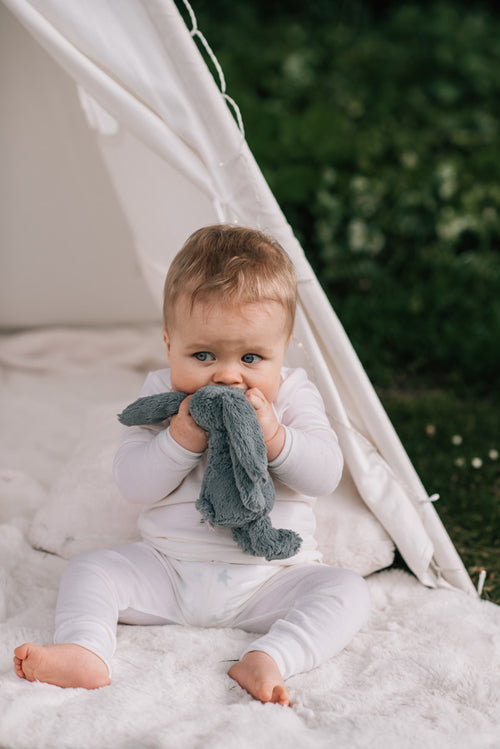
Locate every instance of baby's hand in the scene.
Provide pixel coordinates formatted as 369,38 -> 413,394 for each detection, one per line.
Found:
245,388 -> 285,461
169,395 -> 208,453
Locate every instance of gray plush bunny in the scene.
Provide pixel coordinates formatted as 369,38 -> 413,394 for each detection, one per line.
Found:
118,385 -> 302,561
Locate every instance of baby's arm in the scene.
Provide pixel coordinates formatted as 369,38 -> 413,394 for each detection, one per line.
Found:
268,370 -> 343,497
113,372 -> 205,505
113,423 -> 204,504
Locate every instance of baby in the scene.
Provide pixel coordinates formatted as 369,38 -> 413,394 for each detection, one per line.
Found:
14,224 -> 370,706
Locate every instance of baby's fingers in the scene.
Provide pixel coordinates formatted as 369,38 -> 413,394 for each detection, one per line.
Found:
170,395 -> 208,452
245,388 -> 266,410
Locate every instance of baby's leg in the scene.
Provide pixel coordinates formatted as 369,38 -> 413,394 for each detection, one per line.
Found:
14,543 -> 180,689
230,565 -> 370,698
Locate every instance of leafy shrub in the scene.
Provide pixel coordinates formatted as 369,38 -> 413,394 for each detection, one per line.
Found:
189,1 -> 500,392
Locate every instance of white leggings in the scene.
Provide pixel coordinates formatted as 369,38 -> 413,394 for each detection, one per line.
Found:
54,542 -> 370,680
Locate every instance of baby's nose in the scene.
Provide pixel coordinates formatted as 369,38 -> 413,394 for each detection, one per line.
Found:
213,364 -> 243,387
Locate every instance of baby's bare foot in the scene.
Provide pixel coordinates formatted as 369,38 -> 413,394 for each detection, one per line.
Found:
13,643 -> 110,689
228,650 -> 289,706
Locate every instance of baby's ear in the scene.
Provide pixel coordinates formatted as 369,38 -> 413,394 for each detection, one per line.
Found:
118,391 -> 187,425
162,328 -> 171,357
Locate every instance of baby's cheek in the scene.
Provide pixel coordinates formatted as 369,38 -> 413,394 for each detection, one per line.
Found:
257,375 -> 281,405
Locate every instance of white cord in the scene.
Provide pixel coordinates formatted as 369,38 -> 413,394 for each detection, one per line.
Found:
179,0 -> 245,137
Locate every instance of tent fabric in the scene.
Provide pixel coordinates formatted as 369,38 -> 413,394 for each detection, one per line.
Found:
1,0 -> 476,595
0,5 -> 161,327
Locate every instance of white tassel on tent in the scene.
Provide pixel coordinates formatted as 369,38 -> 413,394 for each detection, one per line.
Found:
477,569 -> 487,597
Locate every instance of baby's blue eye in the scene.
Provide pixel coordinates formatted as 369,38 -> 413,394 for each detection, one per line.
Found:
241,353 -> 262,364
194,352 -> 215,362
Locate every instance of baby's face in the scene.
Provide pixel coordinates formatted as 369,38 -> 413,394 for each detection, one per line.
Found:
163,296 -> 291,403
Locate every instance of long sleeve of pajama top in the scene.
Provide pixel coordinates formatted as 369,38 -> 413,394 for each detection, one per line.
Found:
113,367 -> 343,565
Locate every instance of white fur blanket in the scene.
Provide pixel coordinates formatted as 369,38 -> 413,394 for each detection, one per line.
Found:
1,328 -> 499,749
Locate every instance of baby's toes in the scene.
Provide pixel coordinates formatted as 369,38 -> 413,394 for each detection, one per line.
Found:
272,684 -> 290,706
13,655 -> 26,679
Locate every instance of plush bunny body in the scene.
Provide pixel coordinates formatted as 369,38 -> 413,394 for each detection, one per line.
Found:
118,385 -> 302,561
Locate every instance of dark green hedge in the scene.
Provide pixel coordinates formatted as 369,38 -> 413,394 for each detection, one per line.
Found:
187,1 -> 500,393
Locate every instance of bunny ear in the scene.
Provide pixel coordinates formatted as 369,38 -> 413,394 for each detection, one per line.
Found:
221,389 -> 271,512
118,391 -> 187,425
221,390 -> 268,481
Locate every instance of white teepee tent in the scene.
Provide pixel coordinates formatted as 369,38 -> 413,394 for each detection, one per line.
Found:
0,0 -> 476,595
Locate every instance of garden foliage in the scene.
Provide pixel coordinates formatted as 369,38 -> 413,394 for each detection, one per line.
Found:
190,0 -> 500,393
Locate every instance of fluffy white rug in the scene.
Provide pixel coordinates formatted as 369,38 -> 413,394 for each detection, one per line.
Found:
1,328 -> 499,749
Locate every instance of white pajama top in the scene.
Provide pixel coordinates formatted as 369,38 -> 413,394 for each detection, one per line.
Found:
113,367 -> 343,566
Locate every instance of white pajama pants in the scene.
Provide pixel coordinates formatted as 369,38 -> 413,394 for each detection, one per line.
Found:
54,542 -> 370,680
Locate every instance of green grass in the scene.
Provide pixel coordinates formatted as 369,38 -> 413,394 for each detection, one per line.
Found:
376,376 -> 500,602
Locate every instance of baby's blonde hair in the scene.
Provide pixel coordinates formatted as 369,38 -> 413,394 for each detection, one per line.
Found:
163,224 -> 297,334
